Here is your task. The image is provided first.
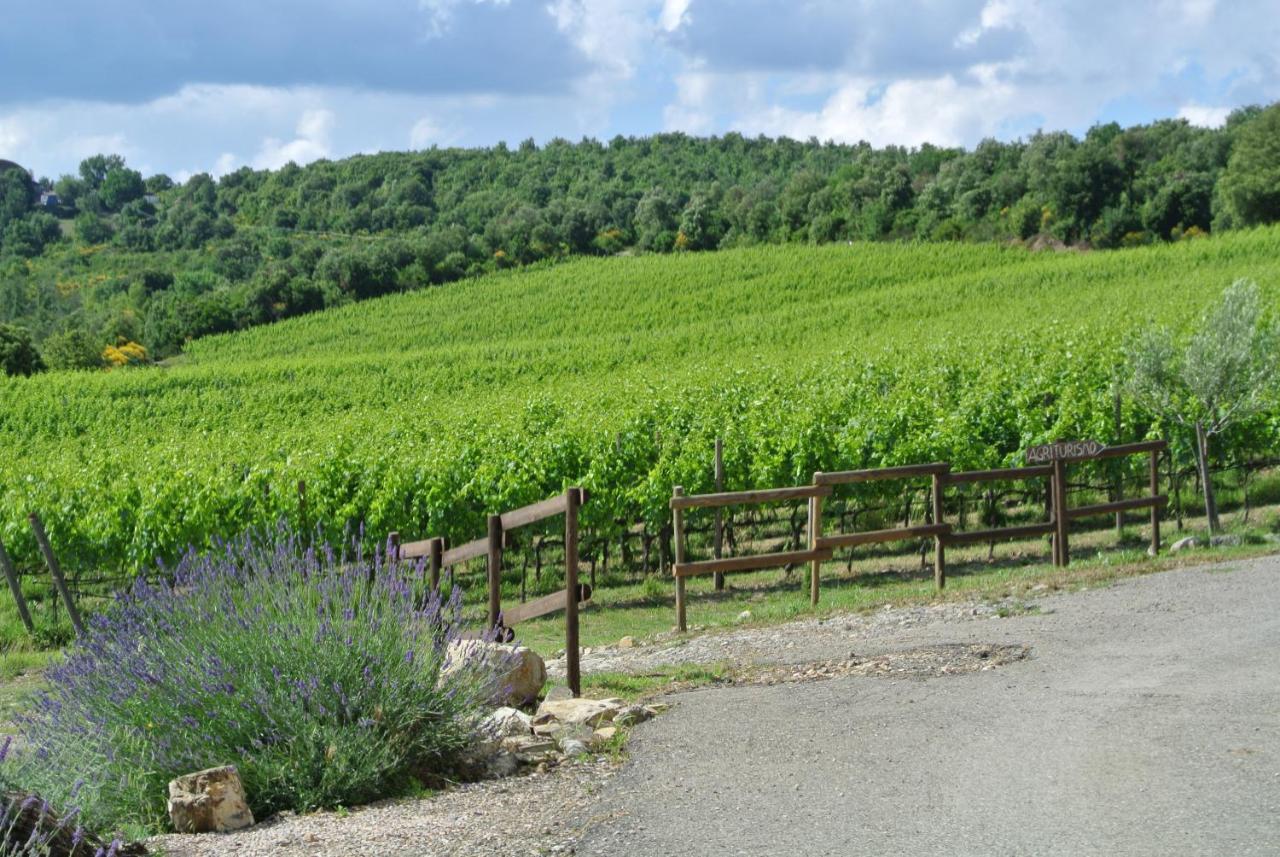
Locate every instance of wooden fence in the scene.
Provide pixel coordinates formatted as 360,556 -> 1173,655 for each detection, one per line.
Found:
393,487 -> 590,696
670,441 -> 1168,631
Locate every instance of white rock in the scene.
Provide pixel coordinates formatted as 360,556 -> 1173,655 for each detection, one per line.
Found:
536,697 -> 626,728
736,610 -> 752,624
167,766 -> 255,834
613,705 -> 654,727
1170,536 -> 1199,553
560,739 -> 589,757
618,636 -> 635,649
590,726 -> 618,747
502,734 -> 559,764
543,685 -> 574,702
1210,534 -> 1243,548
441,641 -> 547,707
481,706 -> 534,738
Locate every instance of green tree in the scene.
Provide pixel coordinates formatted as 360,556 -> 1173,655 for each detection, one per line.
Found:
0,169 -> 32,234
75,211 -> 115,245
99,167 -> 146,211
78,154 -> 126,189
0,323 -> 44,376
42,327 -> 104,370
1125,279 -> 1279,533
1218,105 -> 1280,227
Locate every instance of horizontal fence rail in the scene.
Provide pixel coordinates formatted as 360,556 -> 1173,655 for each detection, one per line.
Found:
394,487 -> 588,696
671,441 -> 1170,632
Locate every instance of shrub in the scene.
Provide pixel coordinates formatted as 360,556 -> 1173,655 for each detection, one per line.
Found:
4,532 -> 500,833
0,783 -> 137,857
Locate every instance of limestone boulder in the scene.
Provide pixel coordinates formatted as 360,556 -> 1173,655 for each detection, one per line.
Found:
536,697 -> 626,728
167,766 -> 255,834
441,641 -> 547,707
480,706 -> 534,739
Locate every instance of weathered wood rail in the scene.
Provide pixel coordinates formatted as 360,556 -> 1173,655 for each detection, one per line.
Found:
393,488 -> 590,696
671,441 -> 1169,631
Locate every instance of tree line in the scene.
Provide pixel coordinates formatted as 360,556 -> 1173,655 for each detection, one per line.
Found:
1,102 -> 1278,374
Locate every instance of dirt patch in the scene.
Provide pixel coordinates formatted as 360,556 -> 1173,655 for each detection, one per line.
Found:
741,643 -> 1030,685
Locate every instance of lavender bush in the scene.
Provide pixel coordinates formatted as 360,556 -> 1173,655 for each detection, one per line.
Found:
3,532 -> 498,833
0,781 -> 138,856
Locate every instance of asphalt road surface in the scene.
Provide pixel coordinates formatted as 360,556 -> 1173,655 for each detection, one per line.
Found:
576,556 -> 1280,856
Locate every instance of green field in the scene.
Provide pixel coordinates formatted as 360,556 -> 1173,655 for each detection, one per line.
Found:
2,228 -> 1279,578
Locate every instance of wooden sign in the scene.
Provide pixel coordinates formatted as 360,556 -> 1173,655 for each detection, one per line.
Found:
1025,440 -> 1105,464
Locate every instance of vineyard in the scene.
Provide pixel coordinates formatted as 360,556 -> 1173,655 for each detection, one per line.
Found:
2,227 -> 1280,589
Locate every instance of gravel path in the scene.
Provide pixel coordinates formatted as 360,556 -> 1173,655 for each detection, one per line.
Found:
574,554 -> 1280,856
546,597 -> 1030,680
149,758 -> 618,857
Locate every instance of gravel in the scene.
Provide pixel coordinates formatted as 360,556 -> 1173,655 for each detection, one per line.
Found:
546,596 -> 1032,679
148,758 -> 619,857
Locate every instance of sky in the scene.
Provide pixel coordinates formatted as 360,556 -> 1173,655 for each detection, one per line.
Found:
1,0 -> 1277,181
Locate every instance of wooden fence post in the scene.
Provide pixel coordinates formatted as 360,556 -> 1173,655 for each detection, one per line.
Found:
673,486 -> 686,633
1052,459 -> 1069,567
487,514 -> 503,631
28,513 -> 85,638
428,537 -> 443,591
809,474 -> 822,606
932,471 -> 946,589
713,438 -> 725,591
1149,448 -> 1161,556
0,538 -> 34,635
565,488 -> 582,697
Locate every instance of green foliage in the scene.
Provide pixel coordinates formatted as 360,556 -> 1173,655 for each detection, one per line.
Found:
74,211 -> 114,245
0,324 -> 43,376
1126,278 -> 1279,434
1219,104 -> 1280,227
99,167 -> 145,212
5,535 -> 497,833
4,106 -> 1280,357
2,228 -> 1278,574
0,171 -> 32,235
40,327 -> 104,371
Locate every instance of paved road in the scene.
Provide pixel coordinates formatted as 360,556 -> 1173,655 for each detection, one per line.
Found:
576,557 -> 1280,856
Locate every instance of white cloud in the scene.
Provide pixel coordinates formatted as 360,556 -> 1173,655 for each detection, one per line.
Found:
1177,103 -> 1231,127
659,0 -> 692,32
547,0 -> 655,79
213,152 -> 239,177
409,117 -> 441,148
419,0 -> 513,37
733,70 -> 1020,147
252,109 -> 335,169
0,116 -> 27,154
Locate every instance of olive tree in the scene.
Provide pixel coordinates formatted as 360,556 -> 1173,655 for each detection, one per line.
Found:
1125,279 -> 1278,533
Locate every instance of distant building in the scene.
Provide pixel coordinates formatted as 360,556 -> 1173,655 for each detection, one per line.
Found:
38,191 -> 60,208
144,193 -> 160,206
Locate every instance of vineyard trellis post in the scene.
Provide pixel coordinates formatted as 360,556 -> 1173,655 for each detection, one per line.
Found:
1052,459 -> 1069,566
673,486 -> 686,633
714,438 -> 725,591
565,487 -> 582,697
28,513 -> 85,638
1148,448 -> 1161,555
0,537 -> 34,634
486,514 -> 503,631
931,470 -> 947,589
809,475 -> 822,606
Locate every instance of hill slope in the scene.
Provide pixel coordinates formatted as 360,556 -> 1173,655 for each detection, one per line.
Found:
2,228 -> 1279,571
